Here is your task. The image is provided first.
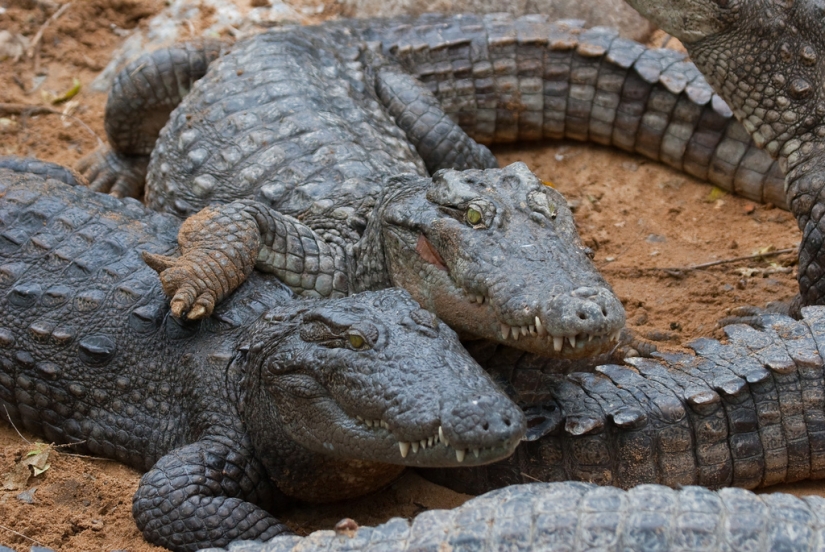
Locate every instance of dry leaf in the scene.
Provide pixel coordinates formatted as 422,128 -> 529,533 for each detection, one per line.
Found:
2,443 -> 52,490
705,186 -> 728,202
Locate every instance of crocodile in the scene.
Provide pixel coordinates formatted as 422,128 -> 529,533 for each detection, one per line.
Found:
78,13 -> 792,361
188,307 -> 825,552
620,0 -> 825,314
0,163 -> 526,552
213,482 -> 825,552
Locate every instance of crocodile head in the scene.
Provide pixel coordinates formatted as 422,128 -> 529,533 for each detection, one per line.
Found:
357,162 -> 625,359
238,287 -> 525,478
624,0 -> 825,162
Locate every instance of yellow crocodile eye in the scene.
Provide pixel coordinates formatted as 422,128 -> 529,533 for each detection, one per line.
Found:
466,208 -> 482,225
348,334 -> 365,349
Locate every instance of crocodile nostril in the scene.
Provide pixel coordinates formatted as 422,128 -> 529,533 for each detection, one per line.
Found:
602,306 -> 608,316
577,311 -> 587,320
504,418 -> 511,426
483,422 -> 489,431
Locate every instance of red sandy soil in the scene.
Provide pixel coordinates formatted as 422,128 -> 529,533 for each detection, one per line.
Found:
0,1 -> 820,550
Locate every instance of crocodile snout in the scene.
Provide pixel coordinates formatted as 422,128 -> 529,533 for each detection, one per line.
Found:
441,392 -> 526,457
536,285 -> 625,351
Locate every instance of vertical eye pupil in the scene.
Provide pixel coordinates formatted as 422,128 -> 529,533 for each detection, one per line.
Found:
466,208 -> 482,225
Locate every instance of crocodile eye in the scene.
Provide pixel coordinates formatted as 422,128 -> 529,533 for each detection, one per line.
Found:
348,333 -> 368,350
466,208 -> 482,225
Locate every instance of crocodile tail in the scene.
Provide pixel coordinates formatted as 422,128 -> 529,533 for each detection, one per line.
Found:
356,13 -> 786,208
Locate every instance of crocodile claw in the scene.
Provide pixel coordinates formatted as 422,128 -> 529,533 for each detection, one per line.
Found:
142,251 -> 218,320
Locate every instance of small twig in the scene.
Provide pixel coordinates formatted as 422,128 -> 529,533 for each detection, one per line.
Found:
0,524 -> 45,547
520,472 -> 544,483
3,405 -> 32,446
660,247 -> 796,272
0,102 -> 103,146
0,102 -> 53,116
27,2 -> 72,73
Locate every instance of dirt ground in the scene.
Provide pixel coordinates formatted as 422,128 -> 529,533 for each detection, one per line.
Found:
0,1 -> 821,550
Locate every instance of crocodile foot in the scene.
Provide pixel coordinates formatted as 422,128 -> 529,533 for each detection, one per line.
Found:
142,203 -> 262,320
76,146 -> 148,198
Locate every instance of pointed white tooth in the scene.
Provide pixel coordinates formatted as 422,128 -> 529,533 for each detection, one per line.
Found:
439,426 -> 449,446
535,316 -> 546,336
479,296 -> 485,305
529,325 -> 536,336
501,323 -> 510,340
588,333 -> 594,342
611,331 -> 620,342
399,442 -> 410,458
420,439 -> 427,449
428,436 -> 434,447
381,420 -> 388,429
456,449 -> 465,462
356,415 -> 364,422
553,336 -> 563,352
473,448 -> 480,458
520,326 -> 528,336
568,335 -> 576,348
511,326 -> 519,341
411,442 -> 419,453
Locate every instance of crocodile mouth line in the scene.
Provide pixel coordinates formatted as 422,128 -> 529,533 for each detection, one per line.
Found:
466,293 -> 620,352
354,416 -> 509,463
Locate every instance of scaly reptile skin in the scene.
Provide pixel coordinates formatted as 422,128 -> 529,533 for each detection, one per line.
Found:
80,21 -> 628,361
622,0 -> 824,313
0,163 -> 525,551
213,482 -> 825,552
202,306 -> 825,552
80,13 -> 786,360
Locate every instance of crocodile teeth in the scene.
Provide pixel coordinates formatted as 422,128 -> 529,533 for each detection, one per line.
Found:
381,420 -> 388,429
568,335 -> 576,348
420,439 -> 427,449
439,426 -> 448,446
511,326 -> 519,341
456,449 -> 465,463
553,336 -> 563,352
473,448 -> 480,458
588,334 -> 594,342
529,325 -> 536,336
501,323 -> 510,340
520,326 -> 529,337
611,331 -> 620,342
411,442 -> 419,454
399,442 -> 410,458
428,436 -> 434,447
535,316 -> 546,336
356,415 -> 364,422
477,295 -> 485,304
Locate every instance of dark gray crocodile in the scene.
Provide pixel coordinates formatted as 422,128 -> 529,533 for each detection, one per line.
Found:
192,308 -> 825,552
0,163 -> 526,552
78,13 -> 789,362
621,0 -> 824,313
78,26 -> 625,362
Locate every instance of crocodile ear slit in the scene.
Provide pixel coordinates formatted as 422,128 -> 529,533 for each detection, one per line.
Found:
142,251 -> 178,273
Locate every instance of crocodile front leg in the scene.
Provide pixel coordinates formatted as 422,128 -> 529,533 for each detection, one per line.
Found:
134,436 -> 289,552
77,40 -> 225,197
374,62 -> 499,173
143,200 -> 349,319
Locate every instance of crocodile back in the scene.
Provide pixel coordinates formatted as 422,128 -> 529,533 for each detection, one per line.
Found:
145,26 -> 427,220
0,170 -> 285,471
